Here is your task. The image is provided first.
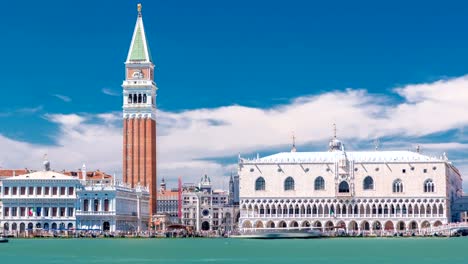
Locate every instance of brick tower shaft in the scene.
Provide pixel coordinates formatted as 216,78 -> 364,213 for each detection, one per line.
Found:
122,4 -> 157,215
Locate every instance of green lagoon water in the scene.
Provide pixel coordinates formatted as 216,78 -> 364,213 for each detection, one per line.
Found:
0,238 -> 467,264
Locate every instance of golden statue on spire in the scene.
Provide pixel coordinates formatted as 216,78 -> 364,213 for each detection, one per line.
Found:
137,3 -> 142,14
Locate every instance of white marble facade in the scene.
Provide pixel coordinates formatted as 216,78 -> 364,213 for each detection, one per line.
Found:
238,137 -> 463,234
76,179 -> 150,232
0,162 -> 150,234
0,163 -> 79,234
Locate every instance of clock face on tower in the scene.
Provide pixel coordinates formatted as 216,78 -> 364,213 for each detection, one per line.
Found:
132,69 -> 144,79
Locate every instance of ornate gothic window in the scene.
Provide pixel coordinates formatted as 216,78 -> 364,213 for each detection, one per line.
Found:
363,176 -> 374,190
314,176 -> 325,190
255,177 -> 265,191
284,177 -> 295,191
424,179 -> 435,193
393,179 -> 403,193
338,181 -> 350,193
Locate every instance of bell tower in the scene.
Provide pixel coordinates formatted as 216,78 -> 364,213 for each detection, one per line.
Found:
122,3 -> 157,215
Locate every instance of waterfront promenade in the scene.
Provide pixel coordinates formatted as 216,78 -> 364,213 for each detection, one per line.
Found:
0,237 -> 466,264
2,222 -> 467,239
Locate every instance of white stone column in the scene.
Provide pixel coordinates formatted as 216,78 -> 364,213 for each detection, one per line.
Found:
196,195 -> 200,232
137,194 -> 141,232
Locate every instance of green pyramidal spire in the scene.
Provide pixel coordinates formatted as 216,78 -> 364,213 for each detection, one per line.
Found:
126,4 -> 152,63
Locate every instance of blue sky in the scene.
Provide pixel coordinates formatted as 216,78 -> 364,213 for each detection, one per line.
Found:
1,0 -> 468,191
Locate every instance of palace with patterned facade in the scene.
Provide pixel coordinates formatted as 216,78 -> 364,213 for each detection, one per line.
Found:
238,134 -> 465,234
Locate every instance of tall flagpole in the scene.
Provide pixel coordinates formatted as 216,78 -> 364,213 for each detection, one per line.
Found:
178,176 -> 182,221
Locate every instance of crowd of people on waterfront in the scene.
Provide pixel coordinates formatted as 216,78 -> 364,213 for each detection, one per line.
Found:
2,222 -> 468,238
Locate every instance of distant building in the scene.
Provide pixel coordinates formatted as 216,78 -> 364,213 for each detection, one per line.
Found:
63,169 -> 113,181
181,174 -> 239,233
152,213 -> 171,232
0,161 -> 150,235
156,177 -> 180,224
229,173 -> 240,205
0,160 -> 80,234
452,195 -> 468,222
76,164 -> 150,232
0,169 -> 30,178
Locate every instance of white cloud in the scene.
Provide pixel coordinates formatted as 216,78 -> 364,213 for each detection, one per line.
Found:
0,106 -> 43,117
45,114 -> 85,127
96,112 -> 121,123
1,75 -> 468,191
17,106 -> 43,114
52,94 -> 72,102
101,88 -> 120,96
420,142 -> 468,151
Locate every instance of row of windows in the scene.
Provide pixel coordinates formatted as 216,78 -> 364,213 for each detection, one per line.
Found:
82,199 -> 110,212
255,177 -> 436,193
3,207 -> 74,217
3,222 -> 73,231
3,186 -> 74,196
127,93 -> 148,104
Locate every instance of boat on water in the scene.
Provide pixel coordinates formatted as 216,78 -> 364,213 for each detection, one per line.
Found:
231,227 -> 323,239
0,236 -> 8,243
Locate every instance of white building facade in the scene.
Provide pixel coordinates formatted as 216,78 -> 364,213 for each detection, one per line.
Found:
0,163 -> 80,234
238,137 -> 463,234
76,179 -> 150,232
0,162 -> 150,235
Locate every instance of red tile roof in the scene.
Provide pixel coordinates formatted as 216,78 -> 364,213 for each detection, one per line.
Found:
158,190 -> 179,198
63,170 -> 113,180
0,169 -> 112,180
0,169 -> 30,177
